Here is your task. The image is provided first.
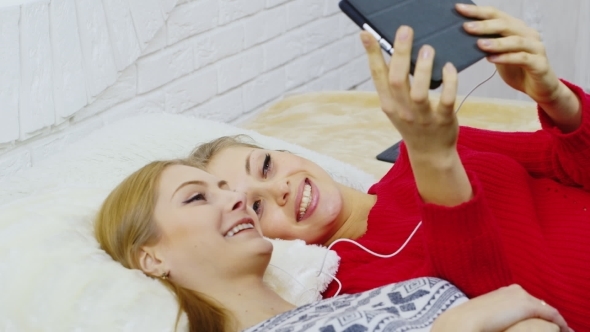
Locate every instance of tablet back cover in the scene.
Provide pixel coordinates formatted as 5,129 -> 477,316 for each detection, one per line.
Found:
346,0 -> 487,84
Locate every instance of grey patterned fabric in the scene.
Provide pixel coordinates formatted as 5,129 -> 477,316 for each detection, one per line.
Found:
245,278 -> 467,332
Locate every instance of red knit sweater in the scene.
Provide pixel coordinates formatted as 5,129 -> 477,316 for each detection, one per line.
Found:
323,81 -> 590,330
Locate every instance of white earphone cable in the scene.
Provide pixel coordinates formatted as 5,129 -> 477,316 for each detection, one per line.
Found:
316,221 -> 423,280
455,69 -> 498,114
265,68 -> 497,300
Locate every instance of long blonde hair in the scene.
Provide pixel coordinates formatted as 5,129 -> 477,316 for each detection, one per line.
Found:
94,160 -> 230,332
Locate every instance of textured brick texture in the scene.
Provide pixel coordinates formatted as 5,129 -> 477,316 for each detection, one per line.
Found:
19,3 -> 55,140
0,0 -> 372,177
0,7 -> 20,144
50,0 -> 88,120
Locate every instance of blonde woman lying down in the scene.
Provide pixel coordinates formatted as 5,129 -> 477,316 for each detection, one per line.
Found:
188,4 -> 589,330
94,160 -> 569,332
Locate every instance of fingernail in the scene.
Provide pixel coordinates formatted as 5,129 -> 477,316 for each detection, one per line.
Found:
488,54 -> 499,61
457,3 -> 473,10
444,62 -> 454,73
421,47 -> 431,59
479,39 -> 492,47
465,22 -> 477,30
398,26 -> 410,40
360,33 -> 371,47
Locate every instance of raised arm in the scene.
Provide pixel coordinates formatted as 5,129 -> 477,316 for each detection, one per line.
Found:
454,4 -> 590,189
361,20 -> 514,295
360,25 -> 472,207
456,4 -> 582,134
458,96 -> 590,191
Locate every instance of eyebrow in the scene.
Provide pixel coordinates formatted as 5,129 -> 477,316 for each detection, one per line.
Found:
172,180 -> 206,200
245,150 -> 254,176
171,180 -> 229,201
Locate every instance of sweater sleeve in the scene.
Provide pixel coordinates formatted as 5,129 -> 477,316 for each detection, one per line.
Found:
419,172 -> 513,298
457,80 -> 590,190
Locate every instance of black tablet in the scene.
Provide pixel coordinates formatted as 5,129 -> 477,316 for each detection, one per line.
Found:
340,0 -> 491,89
375,140 -> 402,163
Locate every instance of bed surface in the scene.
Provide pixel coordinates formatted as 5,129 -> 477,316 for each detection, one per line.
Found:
241,91 -> 541,179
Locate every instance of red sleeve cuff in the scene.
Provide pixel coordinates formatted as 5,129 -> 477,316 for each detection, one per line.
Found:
537,79 -> 590,153
419,172 -> 494,240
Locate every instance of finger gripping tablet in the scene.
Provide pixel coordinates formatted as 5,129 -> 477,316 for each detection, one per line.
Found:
340,0 -> 492,89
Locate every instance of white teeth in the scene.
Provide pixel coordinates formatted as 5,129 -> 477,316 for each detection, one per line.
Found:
224,223 -> 254,238
298,184 -> 312,219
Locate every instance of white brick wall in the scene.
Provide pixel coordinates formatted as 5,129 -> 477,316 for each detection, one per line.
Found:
0,7 -> 20,144
0,0 -> 373,180
2,0 -> 587,184
101,0 -> 142,70
3,0 -> 589,181
166,0 -> 218,45
127,0 -> 166,47
137,38 -> 194,94
50,0 -> 87,120
75,0 -> 118,99
19,3 -> 55,140
219,0 -> 265,26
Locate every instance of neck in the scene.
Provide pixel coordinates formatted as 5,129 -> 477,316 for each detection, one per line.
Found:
324,184 -> 376,246
201,275 -> 296,331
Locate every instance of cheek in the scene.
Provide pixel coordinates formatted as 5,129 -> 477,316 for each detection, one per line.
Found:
160,213 -> 215,248
318,181 -> 343,217
323,195 -> 342,220
161,226 -> 198,253
260,209 -> 295,239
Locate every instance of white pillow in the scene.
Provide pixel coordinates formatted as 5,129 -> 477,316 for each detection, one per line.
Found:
0,114 -> 376,331
0,114 -> 375,205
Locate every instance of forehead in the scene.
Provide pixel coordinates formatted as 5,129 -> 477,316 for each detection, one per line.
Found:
209,146 -> 254,173
214,146 -> 254,162
159,165 -> 213,193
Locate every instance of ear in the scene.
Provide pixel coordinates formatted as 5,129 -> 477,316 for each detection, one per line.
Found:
138,246 -> 166,278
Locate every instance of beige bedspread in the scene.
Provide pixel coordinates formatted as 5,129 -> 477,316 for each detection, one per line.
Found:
241,91 -> 541,179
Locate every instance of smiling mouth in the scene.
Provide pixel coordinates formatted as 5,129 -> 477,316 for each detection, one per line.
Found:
224,222 -> 254,238
298,179 -> 312,221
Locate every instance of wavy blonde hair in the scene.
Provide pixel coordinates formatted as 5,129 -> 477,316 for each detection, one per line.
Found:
94,160 -> 230,332
188,135 -> 261,170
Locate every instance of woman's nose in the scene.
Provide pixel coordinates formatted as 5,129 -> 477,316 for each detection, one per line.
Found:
228,191 -> 247,212
271,180 -> 290,206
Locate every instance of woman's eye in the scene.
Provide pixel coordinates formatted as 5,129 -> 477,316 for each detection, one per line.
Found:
184,193 -> 205,204
261,153 -> 271,178
252,200 -> 262,215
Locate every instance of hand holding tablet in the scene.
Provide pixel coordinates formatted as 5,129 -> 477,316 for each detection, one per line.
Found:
339,0 -> 497,89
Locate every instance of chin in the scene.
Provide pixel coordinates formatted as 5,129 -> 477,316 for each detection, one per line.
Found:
257,238 -> 274,253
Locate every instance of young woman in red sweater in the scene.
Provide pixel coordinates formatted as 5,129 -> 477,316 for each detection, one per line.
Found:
190,4 -> 589,330
95,160 -> 570,332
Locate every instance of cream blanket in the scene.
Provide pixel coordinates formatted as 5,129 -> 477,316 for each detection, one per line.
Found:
242,91 -> 541,178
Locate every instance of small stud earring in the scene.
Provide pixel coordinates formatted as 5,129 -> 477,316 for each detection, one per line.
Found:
161,271 -> 169,280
